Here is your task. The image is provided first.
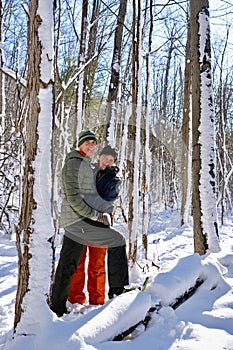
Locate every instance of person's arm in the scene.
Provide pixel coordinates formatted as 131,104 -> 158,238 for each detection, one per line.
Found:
63,158 -> 111,225
83,193 -> 114,213
63,158 -> 97,219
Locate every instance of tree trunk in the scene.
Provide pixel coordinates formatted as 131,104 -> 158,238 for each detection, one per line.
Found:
128,0 -> 143,262
190,0 -> 220,255
83,0 -> 100,125
0,0 -> 5,146
73,0 -> 88,148
106,0 -> 128,145
14,0 -> 54,332
181,21 -> 192,226
218,29 -> 229,224
142,0 -> 153,259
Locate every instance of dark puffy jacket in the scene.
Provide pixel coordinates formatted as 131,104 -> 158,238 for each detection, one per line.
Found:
96,166 -> 120,202
84,166 -> 121,214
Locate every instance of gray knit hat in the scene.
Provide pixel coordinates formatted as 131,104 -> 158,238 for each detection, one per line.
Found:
100,145 -> 118,160
78,130 -> 97,147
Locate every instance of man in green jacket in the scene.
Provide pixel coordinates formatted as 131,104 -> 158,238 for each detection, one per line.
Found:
50,130 -> 129,317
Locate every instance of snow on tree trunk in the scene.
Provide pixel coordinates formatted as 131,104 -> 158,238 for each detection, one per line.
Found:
190,0 -> 220,255
198,9 -> 220,253
14,0 -> 54,333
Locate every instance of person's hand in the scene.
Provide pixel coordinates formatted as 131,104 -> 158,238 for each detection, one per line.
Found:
97,213 -> 112,226
92,211 -> 111,226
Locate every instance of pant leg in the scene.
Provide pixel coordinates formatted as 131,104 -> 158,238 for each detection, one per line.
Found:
107,245 -> 129,288
68,246 -> 87,304
50,235 -> 84,315
87,246 -> 107,305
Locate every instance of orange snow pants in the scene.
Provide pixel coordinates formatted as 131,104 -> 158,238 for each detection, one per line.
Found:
68,245 -> 107,305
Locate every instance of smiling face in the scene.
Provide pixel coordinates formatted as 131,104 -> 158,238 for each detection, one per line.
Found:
98,154 -> 115,170
79,140 -> 97,157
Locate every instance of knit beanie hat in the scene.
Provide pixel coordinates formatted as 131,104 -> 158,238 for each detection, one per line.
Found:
78,130 -> 97,147
100,145 -> 118,160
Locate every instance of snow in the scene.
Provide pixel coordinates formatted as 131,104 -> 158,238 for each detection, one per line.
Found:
71,291 -> 151,345
1,210 -> 233,350
198,9 -> 220,253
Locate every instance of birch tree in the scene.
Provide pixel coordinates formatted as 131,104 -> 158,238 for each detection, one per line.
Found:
190,0 -> 220,255
14,0 -> 54,332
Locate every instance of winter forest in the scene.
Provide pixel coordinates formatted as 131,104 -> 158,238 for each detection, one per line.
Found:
0,0 -> 233,349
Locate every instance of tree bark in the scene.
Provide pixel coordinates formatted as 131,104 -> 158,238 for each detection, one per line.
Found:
0,0 -> 4,145
14,0 -> 54,331
128,0 -> 143,262
83,0 -> 100,124
73,0 -> 88,148
181,21 -> 192,226
142,0 -> 153,259
106,0 -> 128,145
14,0 -> 41,329
190,0 -> 220,255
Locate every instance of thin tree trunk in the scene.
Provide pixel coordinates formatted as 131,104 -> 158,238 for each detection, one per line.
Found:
73,0 -> 88,148
128,0 -> 143,262
218,28 -> 229,224
142,0 -> 153,259
0,0 -> 5,146
106,0 -> 128,145
83,0 -> 100,124
181,21 -> 192,226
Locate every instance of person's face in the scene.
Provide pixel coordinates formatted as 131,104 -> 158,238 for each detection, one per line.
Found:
99,154 -> 115,170
79,140 -> 97,157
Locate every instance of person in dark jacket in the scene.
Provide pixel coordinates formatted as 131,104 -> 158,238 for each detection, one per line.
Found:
68,146 -> 121,305
50,131 -> 129,317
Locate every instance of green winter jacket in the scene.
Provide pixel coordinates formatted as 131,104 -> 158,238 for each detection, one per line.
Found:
60,150 -> 97,228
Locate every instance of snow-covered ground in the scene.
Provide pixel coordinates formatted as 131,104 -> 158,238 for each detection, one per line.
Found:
0,210 -> 233,349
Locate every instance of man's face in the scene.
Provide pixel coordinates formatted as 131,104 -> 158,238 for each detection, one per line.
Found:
99,154 -> 115,170
79,140 -> 97,157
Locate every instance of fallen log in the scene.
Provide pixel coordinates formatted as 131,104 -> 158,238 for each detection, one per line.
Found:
113,277 -> 204,341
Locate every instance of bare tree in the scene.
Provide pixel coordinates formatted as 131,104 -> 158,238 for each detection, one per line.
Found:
128,0 -> 143,262
141,0 -> 153,259
14,0 -> 54,332
215,25 -> 230,224
106,0 -> 128,145
83,0 -> 100,123
181,21 -> 192,226
190,0 -> 220,255
73,0 -> 88,148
